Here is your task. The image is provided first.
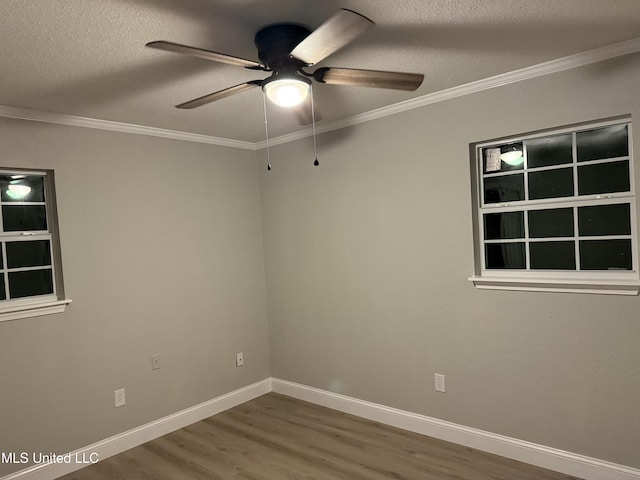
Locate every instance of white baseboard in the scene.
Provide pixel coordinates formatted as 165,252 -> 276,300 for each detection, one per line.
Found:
2,379 -> 271,480
271,378 -> 640,480
5,377 -> 638,480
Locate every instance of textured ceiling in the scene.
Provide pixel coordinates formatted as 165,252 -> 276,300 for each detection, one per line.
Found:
2,0 -> 640,143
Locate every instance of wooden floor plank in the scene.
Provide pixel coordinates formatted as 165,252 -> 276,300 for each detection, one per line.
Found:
58,393 -> 583,480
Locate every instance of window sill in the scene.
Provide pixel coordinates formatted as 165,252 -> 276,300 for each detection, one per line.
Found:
0,298 -> 72,322
468,276 -> 640,295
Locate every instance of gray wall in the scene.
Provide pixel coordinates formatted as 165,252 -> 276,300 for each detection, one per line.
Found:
259,53 -> 640,468
0,120 -> 270,476
2,52 -> 640,478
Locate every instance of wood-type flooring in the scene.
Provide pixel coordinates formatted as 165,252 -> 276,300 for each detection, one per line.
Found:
58,393 -> 583,480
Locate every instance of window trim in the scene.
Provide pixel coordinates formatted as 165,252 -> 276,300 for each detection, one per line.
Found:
468,276 -> 640,295
0,167 -> 71,321
0,298 -> 72,322
469,117 -> 640,295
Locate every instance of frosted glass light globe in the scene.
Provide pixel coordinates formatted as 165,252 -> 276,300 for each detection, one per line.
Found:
263,78 -> 310,107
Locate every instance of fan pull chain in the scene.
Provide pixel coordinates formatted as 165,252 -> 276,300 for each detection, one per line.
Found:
310,84 -> 319,166
263,94 -> 272,171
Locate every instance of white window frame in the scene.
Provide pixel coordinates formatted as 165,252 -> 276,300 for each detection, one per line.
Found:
469,117 -> 640,295
0,168 -> 71,321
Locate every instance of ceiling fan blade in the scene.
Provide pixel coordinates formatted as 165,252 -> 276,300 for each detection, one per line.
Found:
146,41 -> 265,69
290,9 -> 374,66
313,67 -> 424,91
176,81 -> 262,109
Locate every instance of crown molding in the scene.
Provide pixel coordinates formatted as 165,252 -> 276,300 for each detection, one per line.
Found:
256,36 -> 640,149
1,37 -> 639,151
0,105 -> 256,150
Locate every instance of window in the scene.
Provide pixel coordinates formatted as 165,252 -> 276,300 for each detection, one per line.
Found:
0,169 -> 70,321
469,119 -> 640,295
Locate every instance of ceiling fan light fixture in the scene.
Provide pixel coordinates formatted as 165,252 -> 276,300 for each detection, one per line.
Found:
6,184 -> 31,199
263,76 -> 311,107
500,144 -> 524,165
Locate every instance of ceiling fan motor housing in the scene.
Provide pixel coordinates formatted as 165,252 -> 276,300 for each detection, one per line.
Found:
254,24 -> 311,71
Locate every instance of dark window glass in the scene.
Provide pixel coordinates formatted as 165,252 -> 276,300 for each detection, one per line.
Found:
526,134 -> 572,168
483,145 -> 524,174
0,175 -> 45,202
577,125 -> 629,162
8,269 -> 54,298
6,240 -> 52,269
528,208 -> 574,238
2,205 -> 47,232
580,239 -> 632,270
528,168 -> 574,200
578,204 -> 631,236
578,160 -> 630,196
0,243 -> 3,269
0,275 -> 5,300
530,241 -> 576,270
485,243 -> 526,269
483,174 -> 525,204
484,212 -> 524,240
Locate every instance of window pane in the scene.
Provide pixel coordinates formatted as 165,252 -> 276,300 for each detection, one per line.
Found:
6,240 -> 52,269
528,208 -> 574,238
0,275 -> 5,300
0,175 -> 45,202
483,174 -> 525,204
530,241 -> 576,270
8,269 -> 54,298
484,212 -> 524,240
577,124 -> 629,162
528,168 -> 574,200
485,243 -> 526,269
580,239 -> 632,270
526,134 -> 572,168
483,144 -> 524,173
578,160 -> 630,196
2,205 -> 48,232
578,204 -> 631,236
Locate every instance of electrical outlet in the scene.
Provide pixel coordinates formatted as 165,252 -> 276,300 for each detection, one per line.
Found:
434,373 -> 446,393
114,388 -> 126,407
236,352 -> 244,367
151,354 -> 161,370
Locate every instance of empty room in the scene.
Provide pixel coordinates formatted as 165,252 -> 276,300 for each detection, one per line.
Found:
1,1 -> 639,479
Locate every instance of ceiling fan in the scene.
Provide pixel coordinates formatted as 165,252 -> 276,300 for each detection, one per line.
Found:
146,9 -> 424,110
